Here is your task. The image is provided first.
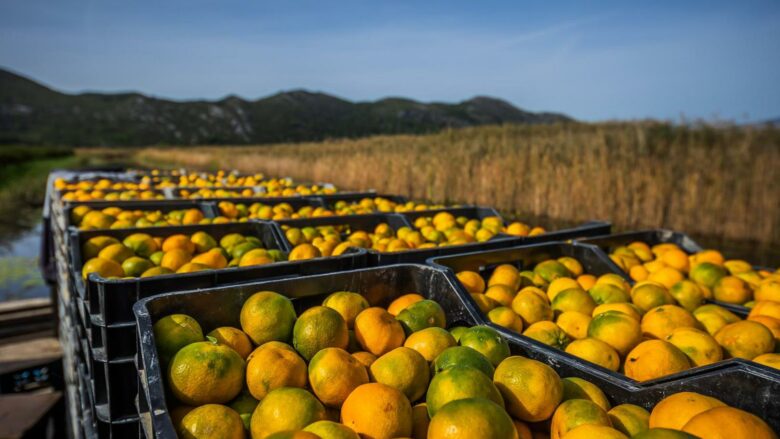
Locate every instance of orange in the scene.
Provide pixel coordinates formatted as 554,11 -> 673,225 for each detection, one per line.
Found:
458,325 -> 510,367
748,315 -> 780,342
550,399 -> 611,439
403,327 -> 457,362
630,265 -> 650,282
206,326 -> 252,359
649,392 -> 725,430
97,243 -> 134,264
191,248 -> 228,269
714,320 -> 776,359
640,305 -> 698,340
488,306 -> 524,333
665,327 -> 722,367
341,383 -> 413,439
588,283 -> 631,305
749,300 -> 780,320
523,321 -> 570,350
547,278 -> 581,302
293,306 -> 349,361
551,288 -> 596,316
690,262 -> 727,289
81,257 -> 124,280
168,340 -> 245,405
240,291 -> 297,345
624,340 -> 691,382
669,280 -> 706,312
561,377 -> 610,411
608,404 -> 650,437
682,406 -> 777,439
660,249 -> 690,273
162,234 -> 196,254
309,347 -> 369,407
411,403 -> 430,439
595,273 -> 631,293
351,351 -> 377,368
354,307 -> 406,356
756,280 -> 780,302
246,342 -> 307,400
577,274 -> 597,291
432,346 -> 495,378
534,260 -> 572,284
251,388 -> 326,439
753,353 -> 780,370
558,257 -> 584,277
587,311 -> 642,356
82,236 -> 120,260
161,249 -> 192,272
493,356 -> 563,422
427,397 -> 517,439
239,249 -> 274,267
472,293 -> 499,313
648,267 -> 684,290
303,420 -> 360,439
387,293 -> 425,316
396,299 -> 446,333
714,276 -> 752,304
122,232 -> 159,257
142,266 -> 173,277
485,285 -> 516,307
179,404 -> 244,439
563,425 -> 627,439
488,264 -> 521,290
457,271 -> 486,294
565,337 -> 620,371
592,303 -> 642,321
631,282 -> 675,313
153,314 -> 204,364
425,365 -> 504,417
370,347 -> 430,402
694,304 -> 741,335
511,289 -> 553,327
322,291 -> 369,328
691,249 -> 725,266
289,243 -> 322,261
121,256 -> 154,277
513,420 -> 533,439
176,262 -> 212,274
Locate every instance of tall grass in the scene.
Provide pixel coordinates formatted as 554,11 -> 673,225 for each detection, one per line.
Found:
134,122 -> 780,246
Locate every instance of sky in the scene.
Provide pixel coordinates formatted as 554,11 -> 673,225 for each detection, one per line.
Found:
1,0 -> 779,122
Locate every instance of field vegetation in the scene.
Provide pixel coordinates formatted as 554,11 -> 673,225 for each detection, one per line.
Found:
132,122 -> 780,253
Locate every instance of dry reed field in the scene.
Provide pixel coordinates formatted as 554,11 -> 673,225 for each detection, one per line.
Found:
129,122 -> 780,248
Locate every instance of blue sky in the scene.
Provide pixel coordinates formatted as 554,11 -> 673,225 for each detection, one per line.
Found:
1,0 -> 778,121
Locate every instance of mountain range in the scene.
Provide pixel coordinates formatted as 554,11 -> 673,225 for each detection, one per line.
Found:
0,67 -> 572,146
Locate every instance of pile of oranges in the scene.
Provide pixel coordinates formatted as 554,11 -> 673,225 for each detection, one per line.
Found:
608,242 -> 780,307
456,256 -> 780,382
81,231 -> 287,280
152,288 -> 777,438
71,205 -> 208,230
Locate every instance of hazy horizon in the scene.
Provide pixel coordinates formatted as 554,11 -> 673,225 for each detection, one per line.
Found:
2,0 -> 779,122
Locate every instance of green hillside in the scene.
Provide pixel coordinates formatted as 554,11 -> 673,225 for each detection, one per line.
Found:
0,67 -> 571,146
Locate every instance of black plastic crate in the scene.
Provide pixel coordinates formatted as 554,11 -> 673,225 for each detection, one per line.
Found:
90,355 -> 140,423
275,211 -> 527,266
134,264 -> 484,438
576,229 -> 764,314
62,200 -> 220,231
427,242 -> 780,427
134,263 -> 780,437
72,221 -> 279,320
